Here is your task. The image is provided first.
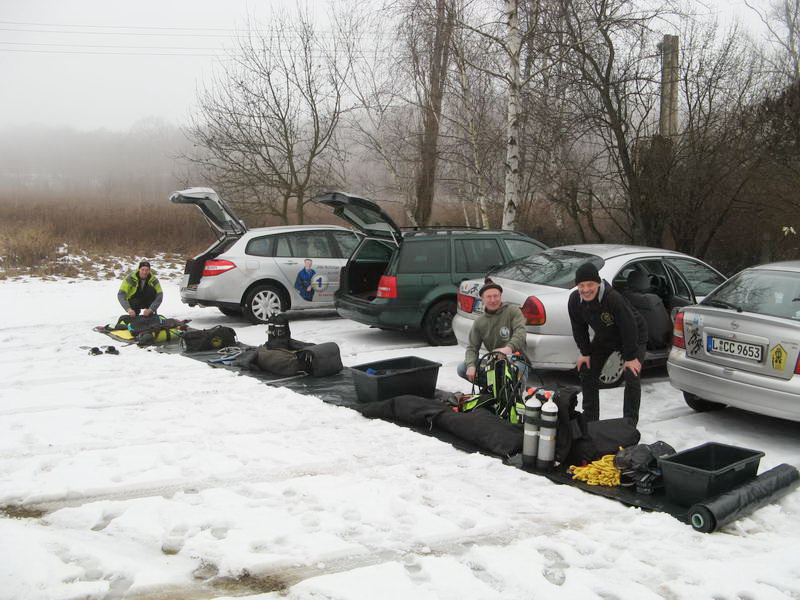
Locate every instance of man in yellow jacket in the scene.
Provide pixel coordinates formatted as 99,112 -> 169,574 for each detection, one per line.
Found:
118,260 -> 163,316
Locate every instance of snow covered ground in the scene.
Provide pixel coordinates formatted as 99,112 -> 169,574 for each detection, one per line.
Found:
1,269 -> 800,600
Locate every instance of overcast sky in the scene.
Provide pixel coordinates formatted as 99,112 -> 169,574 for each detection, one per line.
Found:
1,0 -> 764,132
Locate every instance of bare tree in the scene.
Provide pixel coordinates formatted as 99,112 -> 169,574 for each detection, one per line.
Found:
185,9 -> 348,224
745,0 -> 800,83
665,18 -> 770,257
553,0 -> 672,245
400,0 -> 456,226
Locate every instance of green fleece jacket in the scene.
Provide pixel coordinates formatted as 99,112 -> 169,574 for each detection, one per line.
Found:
464,303 -> 528,367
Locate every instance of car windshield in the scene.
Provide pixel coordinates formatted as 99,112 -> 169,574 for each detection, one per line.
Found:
702,269 -> 800,320
490,249 -> 604,289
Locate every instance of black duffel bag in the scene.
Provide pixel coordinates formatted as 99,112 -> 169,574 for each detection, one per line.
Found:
297,342 -> 343,377
180,326 -> 237,353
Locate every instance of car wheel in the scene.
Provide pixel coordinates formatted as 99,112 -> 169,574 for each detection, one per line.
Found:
422,300 -> 457,346
683,392 -> 725,412
597,351 -> 624,388
244,284 -> 286,324
218,306 -> 242,318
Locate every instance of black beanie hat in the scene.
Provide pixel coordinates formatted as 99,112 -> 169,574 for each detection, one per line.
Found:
575,263 -> 601,285
138,260 -> 151,268
478,277 -> 503,297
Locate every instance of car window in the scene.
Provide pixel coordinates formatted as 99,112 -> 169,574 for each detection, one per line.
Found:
491,249 -> 603,289
354,238 -> 395,262
245,235 -> 275,257
612,261 -> 652,291
455,238 -> 503,273
276,232 -> 334,258
331,231 -> 360,258
665,258 -> 725,297
665,263 -> 692,300
504,238 -> 546,260
704,269 -> 800,320
397,240 -> 450,274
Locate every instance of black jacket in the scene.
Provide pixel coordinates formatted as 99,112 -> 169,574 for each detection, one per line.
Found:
568,281 -> 647,361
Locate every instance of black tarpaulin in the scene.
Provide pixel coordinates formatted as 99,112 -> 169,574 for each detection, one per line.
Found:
141,339 -> 799,529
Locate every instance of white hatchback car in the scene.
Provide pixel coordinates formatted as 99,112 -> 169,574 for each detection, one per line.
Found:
668,261 -> 800,421
171,187 -> 361,323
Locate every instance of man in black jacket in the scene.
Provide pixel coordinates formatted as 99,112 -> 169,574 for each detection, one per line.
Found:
568,262 -> 647,424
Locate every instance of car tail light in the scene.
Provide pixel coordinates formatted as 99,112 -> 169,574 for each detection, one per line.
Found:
672,311 -> 686,349
457,292 -> 475,313
795,355 -> 800,375
521,296 -> 546,325
202,259 -> 237,277
376,275 -> 397,299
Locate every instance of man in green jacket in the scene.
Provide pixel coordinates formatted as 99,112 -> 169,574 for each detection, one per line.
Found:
118,260 -> 163,317
458,277 -> 529,383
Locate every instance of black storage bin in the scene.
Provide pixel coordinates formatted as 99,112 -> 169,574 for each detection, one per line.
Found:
659,442 -> 764,506
351,356 -> 441,403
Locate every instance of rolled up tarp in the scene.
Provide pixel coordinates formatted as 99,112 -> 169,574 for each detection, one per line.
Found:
688,463 -> 800,533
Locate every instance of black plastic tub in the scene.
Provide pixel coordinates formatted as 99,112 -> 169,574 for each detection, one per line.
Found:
659,442 -> 764,507
351,356 -> 442,403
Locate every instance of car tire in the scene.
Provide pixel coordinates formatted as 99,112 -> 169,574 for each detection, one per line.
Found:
244,284 -> 287,324
683,392 -> 725,412
597,351 -> 624,388
218,306 -> 242,318
422,300 -> 457,346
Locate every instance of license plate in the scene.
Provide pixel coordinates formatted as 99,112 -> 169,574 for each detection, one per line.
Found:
706,336 -> 762,362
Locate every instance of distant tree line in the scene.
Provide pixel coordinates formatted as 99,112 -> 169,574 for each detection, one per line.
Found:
182,0 -> 799,271
3,1 -> 797,273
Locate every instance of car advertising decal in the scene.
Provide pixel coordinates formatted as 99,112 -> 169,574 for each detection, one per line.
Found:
293,259 -> 338,302
770,344 -> 787,370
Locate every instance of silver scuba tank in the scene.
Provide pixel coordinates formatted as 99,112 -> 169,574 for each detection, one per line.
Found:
536,391 -> 558,472
522,389 -> 542,468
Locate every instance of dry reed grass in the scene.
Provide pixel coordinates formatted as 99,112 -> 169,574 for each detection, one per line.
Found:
0,198 -> 211,277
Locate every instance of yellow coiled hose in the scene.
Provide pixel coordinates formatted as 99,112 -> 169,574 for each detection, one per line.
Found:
568,454 -> 620,486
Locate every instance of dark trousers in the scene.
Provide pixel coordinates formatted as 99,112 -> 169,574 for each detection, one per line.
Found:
579,345 -> 645,424
129,297 -> 156,315
129,286 -> 156,315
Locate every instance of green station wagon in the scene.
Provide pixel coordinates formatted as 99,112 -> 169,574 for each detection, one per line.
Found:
317,192 -> 547,345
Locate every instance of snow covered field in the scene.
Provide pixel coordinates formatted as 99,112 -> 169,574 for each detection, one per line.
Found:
2,271 -> 800,600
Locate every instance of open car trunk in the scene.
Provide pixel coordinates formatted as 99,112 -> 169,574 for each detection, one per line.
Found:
183,237 -> 239,287
340,238 -> 397,301
170,187 -> 247,287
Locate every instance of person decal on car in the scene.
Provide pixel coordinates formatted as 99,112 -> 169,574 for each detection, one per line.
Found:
458,277 -> 529,384
118,260 -> 163,317
294,259 -> 317,301
568,262 -> 647,425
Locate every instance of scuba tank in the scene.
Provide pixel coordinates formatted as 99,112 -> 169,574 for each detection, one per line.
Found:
522,388 -> 542,468
536,391 -> 558,472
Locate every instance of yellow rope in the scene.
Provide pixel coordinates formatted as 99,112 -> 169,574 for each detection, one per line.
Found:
568,454 -> 621,487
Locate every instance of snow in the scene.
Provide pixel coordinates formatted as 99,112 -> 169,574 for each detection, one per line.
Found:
1,270 -> 800,600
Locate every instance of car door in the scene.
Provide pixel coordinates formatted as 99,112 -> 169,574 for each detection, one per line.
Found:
664,257 -> 726,301
274,230 -> 346,305
612,259 -> 694,313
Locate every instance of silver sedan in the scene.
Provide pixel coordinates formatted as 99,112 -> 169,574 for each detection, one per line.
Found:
453,244 -> 725,386
668,261 -> 800,421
